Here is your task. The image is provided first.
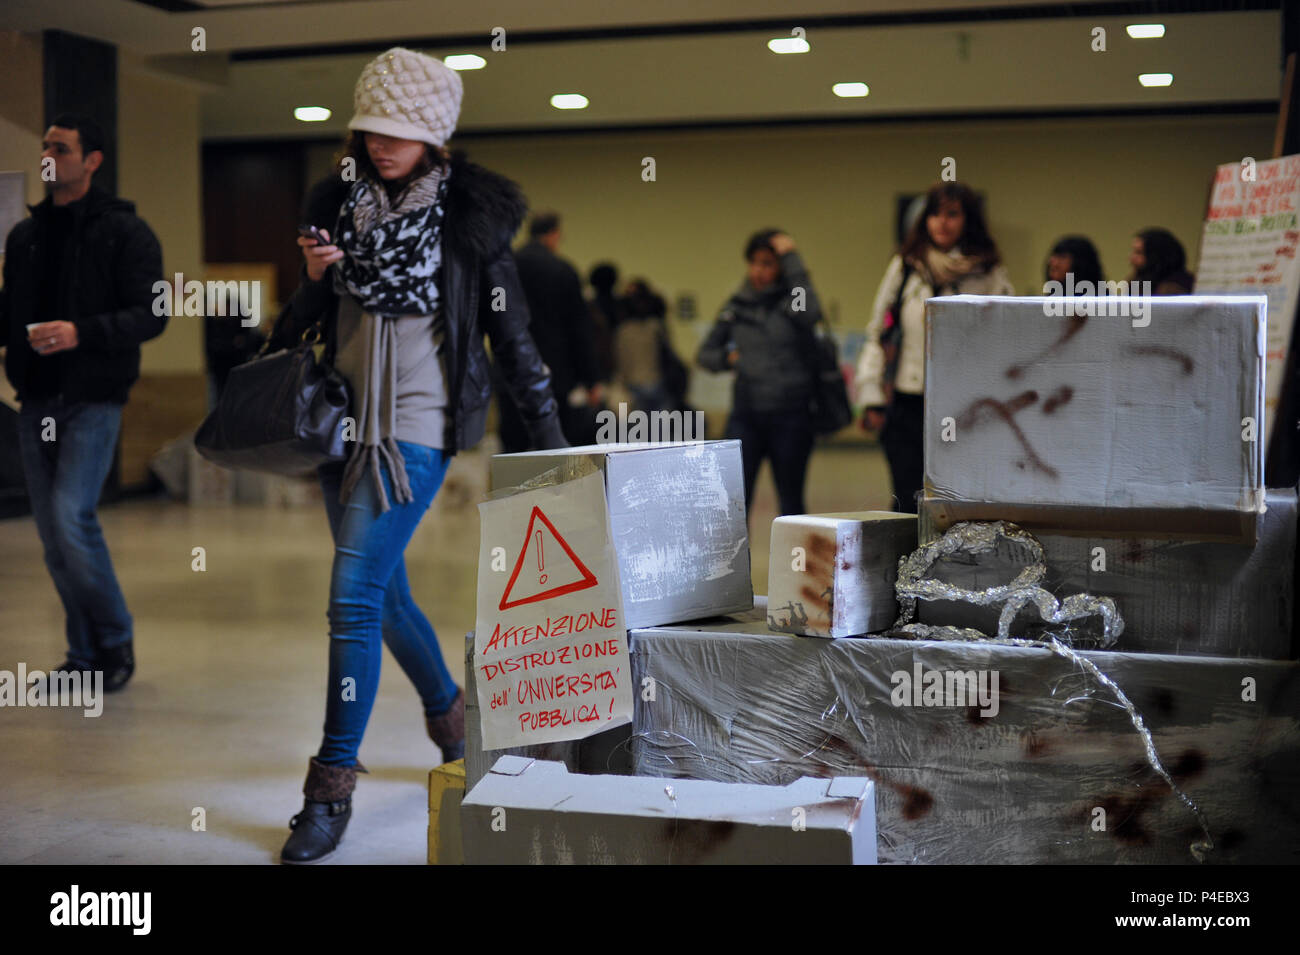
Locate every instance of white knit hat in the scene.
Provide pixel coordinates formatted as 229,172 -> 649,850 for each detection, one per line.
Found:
348,47 -> 463,147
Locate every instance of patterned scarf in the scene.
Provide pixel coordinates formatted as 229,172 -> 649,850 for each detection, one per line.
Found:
331,167 -> 449,512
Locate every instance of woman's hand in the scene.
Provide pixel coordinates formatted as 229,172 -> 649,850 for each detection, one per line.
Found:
298,229 -> 343,282
769,233 -> 795,256
726,348 -> 740,368
862,407 -> 887,432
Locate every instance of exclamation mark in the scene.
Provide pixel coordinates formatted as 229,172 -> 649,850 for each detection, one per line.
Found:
536,530 -> 547,586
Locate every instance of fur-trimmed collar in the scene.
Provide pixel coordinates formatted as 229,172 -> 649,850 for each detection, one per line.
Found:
305,151 -> 527,260
443,150 -> 528,258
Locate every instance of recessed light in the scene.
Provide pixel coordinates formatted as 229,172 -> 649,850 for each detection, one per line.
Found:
833,82 -> 869,98
445,54 -> 486,70
550,93 -> 589,110
768,37 -> 810,54
1138,73 -> 1173,87
293,107 -> 331,122
1126,24 -> 1166,39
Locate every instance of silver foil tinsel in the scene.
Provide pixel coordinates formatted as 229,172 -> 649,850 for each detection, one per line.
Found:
889,520 -> 1213,862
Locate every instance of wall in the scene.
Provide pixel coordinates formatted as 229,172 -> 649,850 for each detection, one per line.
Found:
0,31 -> 46,208
118,52 -> 204,374
306,112 -> 1272,397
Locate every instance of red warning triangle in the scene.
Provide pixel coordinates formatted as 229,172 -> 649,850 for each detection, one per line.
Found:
499,505 -> 599,611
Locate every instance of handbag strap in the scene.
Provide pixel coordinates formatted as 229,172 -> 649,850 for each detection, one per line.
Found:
887,259 -> 914,332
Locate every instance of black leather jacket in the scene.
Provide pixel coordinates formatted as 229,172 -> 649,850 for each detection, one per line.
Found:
269,152 -> 566,453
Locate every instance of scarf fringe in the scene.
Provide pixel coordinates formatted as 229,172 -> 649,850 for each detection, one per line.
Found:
338,436 -> 413,514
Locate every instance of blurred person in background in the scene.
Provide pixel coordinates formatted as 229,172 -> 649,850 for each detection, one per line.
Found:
267,48 -> 567,864
586,261 -> 620,382
499,211 -> 605,448
1043,235 -> 1104,292
0,112 -> 165,694
697,229 -> 822,517
614,278 -> 686,414
855,182 -> 1013,513
1128,227 -> 1194,294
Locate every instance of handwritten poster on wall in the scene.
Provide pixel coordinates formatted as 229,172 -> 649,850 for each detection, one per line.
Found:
1195,155 -> 1300,440
474,470 -> 633,752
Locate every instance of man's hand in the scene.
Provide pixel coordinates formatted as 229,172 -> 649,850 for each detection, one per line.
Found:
27,321 -> 78,355
862,408 -> 887,432
769,233 -> 796,256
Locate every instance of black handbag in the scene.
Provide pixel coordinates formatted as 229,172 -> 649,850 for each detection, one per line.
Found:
802,321 -> 853,436
194,316 -> 351,476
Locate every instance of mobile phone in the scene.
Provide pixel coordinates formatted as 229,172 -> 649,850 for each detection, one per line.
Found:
297,224 -> 329,245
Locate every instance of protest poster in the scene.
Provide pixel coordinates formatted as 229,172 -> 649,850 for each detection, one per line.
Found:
474,470 -> 633,752
1194,155 -> 1300,442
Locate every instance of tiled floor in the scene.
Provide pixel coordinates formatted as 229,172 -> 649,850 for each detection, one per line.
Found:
0,441 -> 892,864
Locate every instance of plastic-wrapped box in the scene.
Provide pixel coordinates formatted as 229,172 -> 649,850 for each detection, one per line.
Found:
914,489 -> 1296,659
462,756 -> 876,865
767,512 -> 917,638
924,295 -> 1266,543
629,599 -> 1300,864
490,441 -> 752,629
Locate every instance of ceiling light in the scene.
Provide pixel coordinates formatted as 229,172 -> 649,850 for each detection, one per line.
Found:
550,93 -> 589,110
768,37 -> 810,54
444,54 -> 486,70
833,82 -> 869,98
1126,24 -> 1166,39
293,107 -> 331,122
1138,73 -> 1173,87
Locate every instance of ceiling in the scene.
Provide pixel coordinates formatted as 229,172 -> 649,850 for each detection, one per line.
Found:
0,1 -> 1282,138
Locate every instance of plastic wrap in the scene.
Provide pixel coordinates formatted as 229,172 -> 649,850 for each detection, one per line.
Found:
915,489 -> 1297,659
627,600 -> 1300,864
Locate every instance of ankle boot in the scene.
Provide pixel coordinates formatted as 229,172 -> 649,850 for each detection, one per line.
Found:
426,689 -> 465,763
100,643 -> 134,693
280,757 -> 359,865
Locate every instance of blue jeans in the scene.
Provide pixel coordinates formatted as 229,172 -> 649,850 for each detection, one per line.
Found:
316,440 -> 458,766
17,396 -> 133,667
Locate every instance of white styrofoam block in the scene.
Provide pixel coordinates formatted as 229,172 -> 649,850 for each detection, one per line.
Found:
767,511 -> 917,637
490,441 -> 752,629
462,758 -> 876,865
924,296 -> 1266,521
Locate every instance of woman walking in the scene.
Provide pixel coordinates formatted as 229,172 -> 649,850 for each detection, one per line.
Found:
697,229 -> 823,517
855,182 -> 1013,513
268,48 -> 566,864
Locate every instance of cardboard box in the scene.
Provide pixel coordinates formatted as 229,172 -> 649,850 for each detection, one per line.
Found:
768,512 -> 917,638
914,488 -> 1296,659
462,756 -> 876,865
464,633 -> 631,792
490,441 -> 752,629
631,598 -> 1300,864
427,759 -> 466,865
924,295 -> 1266,542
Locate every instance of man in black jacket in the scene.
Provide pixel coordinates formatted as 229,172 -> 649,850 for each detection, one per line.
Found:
0,113 -> 166,691
497,211 -> 604,449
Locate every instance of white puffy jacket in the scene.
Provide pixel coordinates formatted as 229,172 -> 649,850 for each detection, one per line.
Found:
853,252 -> 1014,408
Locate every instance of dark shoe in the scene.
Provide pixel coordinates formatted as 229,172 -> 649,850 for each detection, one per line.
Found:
425,689 -> 465,763
280,757 -> 359,865
40,659 -> 96,699
99,643 -> 134,693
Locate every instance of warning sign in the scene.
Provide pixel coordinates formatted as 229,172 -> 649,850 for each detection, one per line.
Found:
499,506 -> 598,610
475,470 -> 633,751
